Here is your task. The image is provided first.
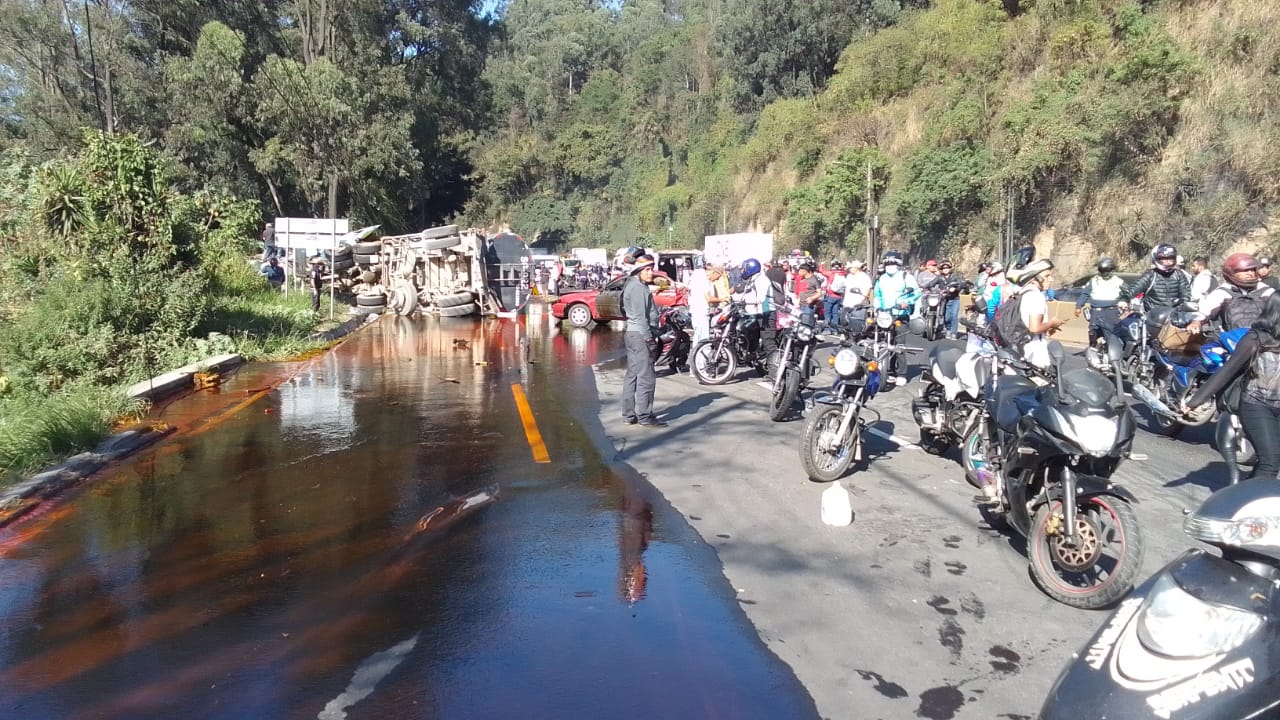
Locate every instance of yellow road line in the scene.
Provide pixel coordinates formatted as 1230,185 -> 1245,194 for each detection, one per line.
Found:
510,384 -> 551,464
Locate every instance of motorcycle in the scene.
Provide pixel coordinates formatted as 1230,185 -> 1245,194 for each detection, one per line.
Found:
767,310 -> 821,421
652,306 -> 692,373
1040,478 -> 1280,720
690,301 -> 768,385
864,307 -> 914,386
965,341 -> 1145,609
798,340 -> 889,481
911,319 -> 995,460
919,289 -> 945,341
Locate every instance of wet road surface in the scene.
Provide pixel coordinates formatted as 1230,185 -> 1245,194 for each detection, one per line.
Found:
0,316 -> 818,720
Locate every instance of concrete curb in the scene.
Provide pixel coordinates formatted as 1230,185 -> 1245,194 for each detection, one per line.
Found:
126,353 -> 245,402
0,426 -> 175,528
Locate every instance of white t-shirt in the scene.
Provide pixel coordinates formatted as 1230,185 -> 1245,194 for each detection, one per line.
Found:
1018,286 -> 1050,368
687,269 -> 711,313
843,271 -> 872,308
1190,270 -> 1213,302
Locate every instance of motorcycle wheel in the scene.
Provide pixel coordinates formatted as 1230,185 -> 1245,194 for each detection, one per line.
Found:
1028,496 -> 1144,610
691,340 -> 737,385
961,429 -> 988,489
768,367 -> 802,422
1147,378 -> 1185,437
800,406 -> 856,482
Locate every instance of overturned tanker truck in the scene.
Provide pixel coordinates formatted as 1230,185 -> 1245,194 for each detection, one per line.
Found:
343,225 -> 532,318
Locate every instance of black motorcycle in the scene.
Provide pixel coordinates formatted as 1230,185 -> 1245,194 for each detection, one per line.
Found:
966,341 -> 1145,609
653,306 -> 692,373
767,311 -> 821,421
799,341 -> 889,481
691,301 -> 767,385
1041,478 -> 1280,719
919,289 -> 946,341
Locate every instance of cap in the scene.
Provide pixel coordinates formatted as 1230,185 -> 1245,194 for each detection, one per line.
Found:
848,259 -> 865,269
1261,257 -> 1274,268
630,255 -> 655,275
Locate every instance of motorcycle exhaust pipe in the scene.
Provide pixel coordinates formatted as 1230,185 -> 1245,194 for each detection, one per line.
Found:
1130,383 -> 1179,419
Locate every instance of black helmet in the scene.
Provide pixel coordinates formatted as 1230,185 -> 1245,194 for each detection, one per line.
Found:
797,259 -> 816,271
1097,257 -> 1116,273
1151,244 -> 1178,274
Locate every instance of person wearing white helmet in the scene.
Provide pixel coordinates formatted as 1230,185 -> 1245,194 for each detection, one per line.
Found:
1009,259 -> 1062,368
982,261 -> 1007,322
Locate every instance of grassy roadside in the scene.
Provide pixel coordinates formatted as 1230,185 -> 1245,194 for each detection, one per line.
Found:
0,286 -> 342,487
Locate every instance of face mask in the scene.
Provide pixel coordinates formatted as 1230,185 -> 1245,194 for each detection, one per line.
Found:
885,265 -> 899,276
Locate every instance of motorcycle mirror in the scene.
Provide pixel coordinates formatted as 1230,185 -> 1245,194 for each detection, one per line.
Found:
907,317 -> 927,335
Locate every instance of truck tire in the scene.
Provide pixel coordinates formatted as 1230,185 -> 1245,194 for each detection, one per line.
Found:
353,240 -> 382,255
421,224 -> 458,240
332,258 -> 354,273
334,244 -> 353,258
438,302 -> 477,317
354,252 -> 379,266
421,237 -> 461,251
436,291 -> 475,308
356,293 -> 387,308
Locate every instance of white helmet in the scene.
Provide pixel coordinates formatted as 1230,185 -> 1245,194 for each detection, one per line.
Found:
1009,258 -> 1054,285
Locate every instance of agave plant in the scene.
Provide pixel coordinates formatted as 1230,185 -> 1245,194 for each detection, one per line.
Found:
38,165 -> 91,246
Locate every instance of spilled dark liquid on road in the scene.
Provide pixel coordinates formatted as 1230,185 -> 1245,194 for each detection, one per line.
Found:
0,313 -> 817,719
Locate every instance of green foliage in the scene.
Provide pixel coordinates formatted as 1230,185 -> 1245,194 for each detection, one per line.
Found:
741,99 -> 821,171
784,149 -> 891,254
889,143 -> 996,237
0,386 -> 145,479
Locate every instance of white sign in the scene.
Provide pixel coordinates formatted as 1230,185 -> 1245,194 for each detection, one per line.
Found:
274,217 -> 351,251
703,232 -> 774,267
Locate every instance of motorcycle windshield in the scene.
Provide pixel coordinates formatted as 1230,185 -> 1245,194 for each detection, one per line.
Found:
1061,367 -> 1117,407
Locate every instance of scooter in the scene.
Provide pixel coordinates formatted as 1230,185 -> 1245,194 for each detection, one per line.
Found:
1040,478 -> 1280,720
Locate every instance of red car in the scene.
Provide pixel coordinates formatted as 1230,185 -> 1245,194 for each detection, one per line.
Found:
552,272 -> 687,328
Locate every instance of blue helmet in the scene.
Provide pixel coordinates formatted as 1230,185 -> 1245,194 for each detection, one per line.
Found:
741,258 -> 762,279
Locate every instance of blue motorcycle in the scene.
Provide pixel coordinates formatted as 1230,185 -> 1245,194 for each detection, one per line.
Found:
1147,326 -> 1255,483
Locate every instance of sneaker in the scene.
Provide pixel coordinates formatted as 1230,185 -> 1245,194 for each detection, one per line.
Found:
637,418 -> 668,428
623,416 -> 638,425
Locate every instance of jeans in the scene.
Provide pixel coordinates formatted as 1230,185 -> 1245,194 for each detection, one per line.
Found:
1239,400 -> 1280,480
622,331 -> 658,422
822,297 -> 842,328
943,298 -> 960,335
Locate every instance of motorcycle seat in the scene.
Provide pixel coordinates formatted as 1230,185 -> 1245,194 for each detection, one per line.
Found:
992,375 -> 1039,430
929,345 -> 964,380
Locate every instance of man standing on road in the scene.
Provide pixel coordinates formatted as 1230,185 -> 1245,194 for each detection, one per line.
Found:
309,256 -> 328,313
622,255 -> 665,428
1189,256 -> 1215,303
841,259 -> 872,336
821,261 -> 846,333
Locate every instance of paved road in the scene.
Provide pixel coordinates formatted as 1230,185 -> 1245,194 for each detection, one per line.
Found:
578,314 -> 1230,720
0,316 -> 815,720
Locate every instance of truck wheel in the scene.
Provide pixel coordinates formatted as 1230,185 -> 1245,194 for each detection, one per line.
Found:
421,224 -> 458,239
439,302 -> 477,317
356,293 -> 387,308
436,291 -> 475,308
353,240 -> 382,254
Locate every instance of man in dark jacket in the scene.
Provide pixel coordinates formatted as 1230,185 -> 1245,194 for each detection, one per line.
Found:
622,255 -> 665,428
1120,243 -> 1192,317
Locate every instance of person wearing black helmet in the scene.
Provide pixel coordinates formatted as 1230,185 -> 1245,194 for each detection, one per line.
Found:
1074,257 -> 1125,349
1119,243 -> 1192,318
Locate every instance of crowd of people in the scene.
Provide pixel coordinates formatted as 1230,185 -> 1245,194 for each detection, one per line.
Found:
614,243 -> 1280,484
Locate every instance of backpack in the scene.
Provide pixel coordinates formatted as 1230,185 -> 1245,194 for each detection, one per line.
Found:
1222,285 -> 1275,331
992,290 -> 1032,353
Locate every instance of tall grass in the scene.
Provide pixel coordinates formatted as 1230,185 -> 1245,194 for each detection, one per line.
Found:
0,386 -> 145,481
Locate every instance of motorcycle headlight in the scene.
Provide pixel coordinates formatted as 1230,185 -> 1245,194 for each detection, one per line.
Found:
1054,409 -> 1118,457
876,311 -> 893,329
1137,574 -> 1263,658
832,348 -> 861,378
795,324 -> 814,342
927,296 -> 940,307
1185,514 -> 1280,550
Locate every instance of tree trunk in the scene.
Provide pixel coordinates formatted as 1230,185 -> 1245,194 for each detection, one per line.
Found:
265,177 -> 284,216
